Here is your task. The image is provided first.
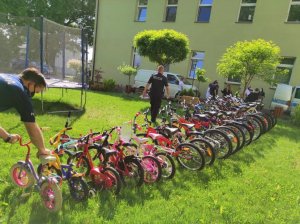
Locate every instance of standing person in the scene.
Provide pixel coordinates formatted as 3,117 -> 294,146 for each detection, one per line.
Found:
221,84 -> 232,97
0,68 -> 55,163
177,76 -> 184,96
244,86 -> 252,98
209,80 -> 219,100
143,65 -> 170,123
245,88 -> 260,102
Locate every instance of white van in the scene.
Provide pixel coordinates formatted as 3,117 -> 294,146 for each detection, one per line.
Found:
270,83 -> 300,113
134,69 -> 198,98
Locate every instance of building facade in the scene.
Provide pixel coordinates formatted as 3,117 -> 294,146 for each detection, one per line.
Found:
93,0 -> 300,107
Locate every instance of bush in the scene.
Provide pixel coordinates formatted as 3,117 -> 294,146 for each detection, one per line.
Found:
102,79 -> 116,91
180,88 -> 195,96
292,105 -> 300,125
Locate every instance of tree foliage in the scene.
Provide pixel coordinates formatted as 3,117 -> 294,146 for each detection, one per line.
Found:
117,64 -> 137,85
0,0 -> 96,45
217,39 -> 286,96
133,29 -> 190,66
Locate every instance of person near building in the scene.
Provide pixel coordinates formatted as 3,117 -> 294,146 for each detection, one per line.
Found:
221,84 -> 232,97
143,65 -> 170,123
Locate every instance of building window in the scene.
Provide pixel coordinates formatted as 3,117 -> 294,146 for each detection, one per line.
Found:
287,0 -> 300,22
189,51 -> 205,79
274,57 -> 296,85
197,0 -> 213,22
165,0 -> 178,22
227,76 -> 241,84
238,0 -> 257,22
136,0 -> 148,22
132,47 -> 141,68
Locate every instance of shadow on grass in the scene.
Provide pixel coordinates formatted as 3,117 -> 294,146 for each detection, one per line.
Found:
5,124 -> 291,222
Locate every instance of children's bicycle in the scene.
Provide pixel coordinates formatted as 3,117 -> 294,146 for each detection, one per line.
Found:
10,137 -> 63,212
37,141 -> 89,202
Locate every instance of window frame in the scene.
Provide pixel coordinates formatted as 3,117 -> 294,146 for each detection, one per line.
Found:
237,0 -> 257,23
189,51 -> 205,79
131,47 -> 141,68
272,57 -> 296,87
226,76 -> 242,85
287,0 -> 300,22
136,0 -> 148,22
164,0 -> 178,22
196,0 -> 213,23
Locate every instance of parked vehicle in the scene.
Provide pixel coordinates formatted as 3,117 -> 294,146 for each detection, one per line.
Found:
134,69 -> 199,98
270,84 -> 300,113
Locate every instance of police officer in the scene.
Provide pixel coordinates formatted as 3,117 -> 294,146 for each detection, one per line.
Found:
143,65 -> 170,123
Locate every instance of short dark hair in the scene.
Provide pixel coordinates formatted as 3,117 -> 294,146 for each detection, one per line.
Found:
20,67 -> 47,87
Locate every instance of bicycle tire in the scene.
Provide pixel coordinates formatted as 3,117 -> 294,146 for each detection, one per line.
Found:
68,176 -> 89,201
123,156 -> 144,187
10,163 -> 35,189
225,123 -> 246,152
67,152 -> 91,177
189,138 -> 216,166
40,181 -> 62,212
176,142 -> 205,170
101,166 -> 122,195
141,155 -> 162,183
155,152 -> 176,179
203,129 -> 233,159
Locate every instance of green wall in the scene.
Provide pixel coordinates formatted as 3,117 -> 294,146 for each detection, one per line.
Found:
94,0 -> 300,107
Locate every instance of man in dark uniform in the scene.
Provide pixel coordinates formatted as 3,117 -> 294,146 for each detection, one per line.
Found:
0,68 -> 55,163
143,65 -> 170,123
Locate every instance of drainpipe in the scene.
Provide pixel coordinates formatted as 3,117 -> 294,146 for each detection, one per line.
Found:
92,0 -> 100,82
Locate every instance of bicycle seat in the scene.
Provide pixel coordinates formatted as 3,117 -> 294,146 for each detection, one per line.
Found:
180,123 -> 195,129
148,133 -> 163,140
194,114 -> 209,121
165,127 -> 179,134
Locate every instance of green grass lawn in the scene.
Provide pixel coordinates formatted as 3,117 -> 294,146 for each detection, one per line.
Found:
0,89 -> 299,224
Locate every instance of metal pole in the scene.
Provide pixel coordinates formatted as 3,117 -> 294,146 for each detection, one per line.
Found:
62,31 -> 66,79
25,26 -> 30,68
92,0 -> 100,82
40,16 -> 44,112
80,28 -> 84,108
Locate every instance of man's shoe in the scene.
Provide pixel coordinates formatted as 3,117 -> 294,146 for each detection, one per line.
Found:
38,154 -> 56,165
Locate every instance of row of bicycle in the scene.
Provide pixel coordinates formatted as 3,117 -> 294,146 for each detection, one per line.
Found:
10,99 -> 276,212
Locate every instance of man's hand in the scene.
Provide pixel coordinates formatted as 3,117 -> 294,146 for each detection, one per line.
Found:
7,134 -> 20,144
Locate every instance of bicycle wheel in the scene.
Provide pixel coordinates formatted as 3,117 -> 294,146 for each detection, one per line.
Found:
225,124 -> 246,152
40,181 -> 62,212
155,152 -> 176,179
247,116 -> 263,141
176,143 -> 205,170
217,126 -> 240,155
203,129 -> 233,159
10,163 -> 35,189
141,155 -> 162,183
101,167 -> 122,195
67,152 -> 91,176
232,123 -> 253,146
68,176 -> 89,202
123,156 -> 144,187
189,138 -> 216,166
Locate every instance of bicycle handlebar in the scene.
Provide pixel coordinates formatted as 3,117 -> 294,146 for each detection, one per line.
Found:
19,137 -> 31,147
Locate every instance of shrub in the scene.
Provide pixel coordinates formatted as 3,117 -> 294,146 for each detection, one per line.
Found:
117,64 -> 137,86
102,79 -> 116,91
292,105 -> 300,125
180,88 -> 195,97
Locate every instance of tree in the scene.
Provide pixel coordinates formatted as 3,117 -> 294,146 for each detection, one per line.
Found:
195,68 -> 208,95
117,64 -> 137,86
133,29 -> 190,67
217,39 -> 287,97
0,0 -> 96,45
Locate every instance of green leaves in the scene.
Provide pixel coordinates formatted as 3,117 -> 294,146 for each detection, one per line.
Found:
117,64 -> 137,85
217,39 -> 283,95
133,29 -> 190,66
